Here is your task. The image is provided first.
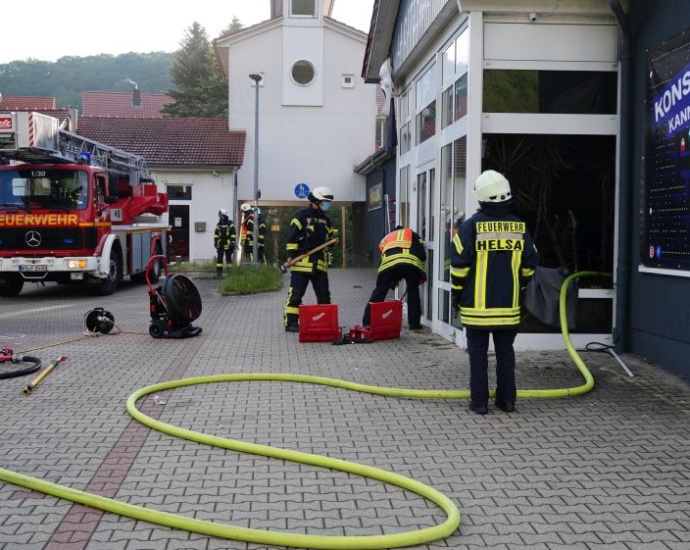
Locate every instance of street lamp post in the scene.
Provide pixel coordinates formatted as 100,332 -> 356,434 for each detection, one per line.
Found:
249,71 -> 262,265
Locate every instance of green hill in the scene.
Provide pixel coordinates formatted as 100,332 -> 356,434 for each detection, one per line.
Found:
0,52 -> 175,110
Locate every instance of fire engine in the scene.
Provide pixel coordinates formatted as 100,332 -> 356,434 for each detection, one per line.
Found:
0,111 -> 169,297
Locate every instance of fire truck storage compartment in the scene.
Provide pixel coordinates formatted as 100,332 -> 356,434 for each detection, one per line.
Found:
130,232 -> 154,274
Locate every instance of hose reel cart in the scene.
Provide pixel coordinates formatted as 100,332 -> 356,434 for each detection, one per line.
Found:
146,255 -> 202,338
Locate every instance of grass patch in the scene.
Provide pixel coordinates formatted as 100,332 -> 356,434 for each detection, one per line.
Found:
170,261 -> 215,273
217,264 -> 284,295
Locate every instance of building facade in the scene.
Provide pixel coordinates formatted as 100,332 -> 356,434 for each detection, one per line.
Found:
77,117 -> 245,263
362,0 -> 690,377
214,0 -> 377,259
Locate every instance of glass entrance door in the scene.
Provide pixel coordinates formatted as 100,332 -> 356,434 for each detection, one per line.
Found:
417,166 -> 435,323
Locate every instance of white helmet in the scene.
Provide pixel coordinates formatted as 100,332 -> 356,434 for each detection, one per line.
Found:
474,170 -> 512,203
240,203 -> 253,212
308,186 -> 334,203
218,208 -> 228,217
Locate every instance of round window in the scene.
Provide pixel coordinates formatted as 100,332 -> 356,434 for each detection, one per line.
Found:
291,60 -> 315,85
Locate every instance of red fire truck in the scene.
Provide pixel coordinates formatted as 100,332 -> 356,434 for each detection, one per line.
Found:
0,111 -> 169,296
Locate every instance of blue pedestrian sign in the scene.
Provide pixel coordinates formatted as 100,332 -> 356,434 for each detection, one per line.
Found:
295,183 -> 310,199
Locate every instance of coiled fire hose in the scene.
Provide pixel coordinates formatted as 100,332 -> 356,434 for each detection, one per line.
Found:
0,271 -> 610,549
0,348 -> 42,380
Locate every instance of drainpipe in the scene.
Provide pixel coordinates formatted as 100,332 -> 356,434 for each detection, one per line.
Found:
609,0 -> 633,352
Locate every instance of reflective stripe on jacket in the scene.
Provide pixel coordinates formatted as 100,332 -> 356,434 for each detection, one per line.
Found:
214,221 -> 236,250
378,228 -> 426,274
286,206 -> 335,273
450,208 -> 538,328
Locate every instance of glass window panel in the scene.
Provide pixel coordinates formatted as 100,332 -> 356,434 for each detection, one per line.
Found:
454,74 -> 468,121
399,165 -> 409,228
292,60 -> 315,85
416,101 -> 436,145
429,168 -> 436,242
400,91 -> 409,122
439,288 -> 450,324
417,172 -> 427,240
440,144 -> 453,282
442,42 -> 456,84
483,70 -> 618,114
456,32 -> 469,77
442,86 -> 454,129
400,121 -> 412,154
416,65 -> 436,111
291,0 -> 316,16
167,185 -> 192,200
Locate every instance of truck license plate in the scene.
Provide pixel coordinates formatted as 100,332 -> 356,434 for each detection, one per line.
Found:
19,265 -> 48,272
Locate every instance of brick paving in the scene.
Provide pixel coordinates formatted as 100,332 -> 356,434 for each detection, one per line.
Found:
0,268 -> 689,550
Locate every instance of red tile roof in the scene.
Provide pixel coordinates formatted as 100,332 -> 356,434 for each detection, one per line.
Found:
81,91 -> 174,118
0,96 -> 57,110
77,117 -> 245,167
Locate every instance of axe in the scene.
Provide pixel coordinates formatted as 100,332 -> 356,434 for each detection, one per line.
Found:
279,238 -> 339,274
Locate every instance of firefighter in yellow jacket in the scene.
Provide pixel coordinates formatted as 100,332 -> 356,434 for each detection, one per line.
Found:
213,208 -> 236,276
450,170 -> 539,415
362,226 -> 427,329
283,187 -> 338,332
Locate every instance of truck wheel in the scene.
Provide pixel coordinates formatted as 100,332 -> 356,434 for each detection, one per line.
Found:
147,245 -> 163,284
132,245 -> 163,285
0,275 -> 24,297
97,251 -> 122,296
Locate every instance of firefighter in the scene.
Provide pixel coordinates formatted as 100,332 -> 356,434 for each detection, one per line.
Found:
240,202 -> 266,263
254,207 -> 267,263
450,170 -> 539,415
214,208 -> 236,276
283,187 -> 338,332
362,226 -> 427,330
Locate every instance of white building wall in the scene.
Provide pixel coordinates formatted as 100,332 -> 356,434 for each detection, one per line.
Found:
224,21 -> 375,205
150,169 -> 236,263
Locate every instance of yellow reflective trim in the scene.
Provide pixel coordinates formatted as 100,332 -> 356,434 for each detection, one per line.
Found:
449,266 -> 469,277
460,315 -> 521,327
474,250 -> 488,309
452,233 -> 463,255
461,305 -> 520,315
511,250 -> 521,309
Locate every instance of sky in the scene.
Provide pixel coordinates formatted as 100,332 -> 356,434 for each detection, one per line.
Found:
1,0 -> 375,64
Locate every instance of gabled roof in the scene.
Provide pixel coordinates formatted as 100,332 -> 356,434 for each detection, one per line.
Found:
82,91 -> 174,118
0,95 -> 57,110
77,117 -> 245,168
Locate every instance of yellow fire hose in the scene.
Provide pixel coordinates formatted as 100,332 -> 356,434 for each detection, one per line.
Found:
0,271 -> 610,549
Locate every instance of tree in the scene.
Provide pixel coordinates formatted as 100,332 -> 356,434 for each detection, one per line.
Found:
162,22 -> 228,118
0,53 -> 173,110
221,16 -> 243,35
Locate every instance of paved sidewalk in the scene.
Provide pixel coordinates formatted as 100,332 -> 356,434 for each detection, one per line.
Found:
0,268 -> 689,550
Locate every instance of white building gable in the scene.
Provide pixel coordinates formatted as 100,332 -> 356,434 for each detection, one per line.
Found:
215,0 -> 377,205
